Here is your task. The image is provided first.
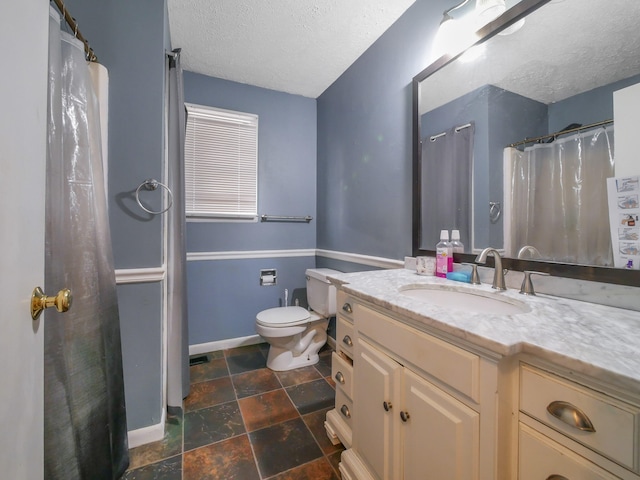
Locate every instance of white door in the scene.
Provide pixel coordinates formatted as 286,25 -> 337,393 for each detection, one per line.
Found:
0,0 -> 49,477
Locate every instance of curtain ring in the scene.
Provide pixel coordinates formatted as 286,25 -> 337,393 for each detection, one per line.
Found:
135,179 -> 173,215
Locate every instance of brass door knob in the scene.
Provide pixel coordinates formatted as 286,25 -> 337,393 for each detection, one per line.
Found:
31,287 -> 72,320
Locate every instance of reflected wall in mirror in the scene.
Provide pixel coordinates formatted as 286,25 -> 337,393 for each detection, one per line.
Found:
413,0 -> 640,284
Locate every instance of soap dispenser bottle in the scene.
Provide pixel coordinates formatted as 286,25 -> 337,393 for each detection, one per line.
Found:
436,230 -> 452,278
451,229 -> 464,253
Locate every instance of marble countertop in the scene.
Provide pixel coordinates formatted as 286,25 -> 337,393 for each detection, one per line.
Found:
328,268 -> 640,393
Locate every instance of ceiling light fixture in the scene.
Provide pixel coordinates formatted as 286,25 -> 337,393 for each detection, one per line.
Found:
431,0 -> 523,61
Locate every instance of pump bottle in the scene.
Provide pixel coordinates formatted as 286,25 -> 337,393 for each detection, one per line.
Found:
435,230 -> 452,278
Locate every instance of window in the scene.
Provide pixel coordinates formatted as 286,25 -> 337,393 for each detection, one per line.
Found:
184,103 -> 258,219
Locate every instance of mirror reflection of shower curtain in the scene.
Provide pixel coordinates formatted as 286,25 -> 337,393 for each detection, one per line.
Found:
45,8 -> 129,479
506,125 -> 614,266
420,123 -> 474,250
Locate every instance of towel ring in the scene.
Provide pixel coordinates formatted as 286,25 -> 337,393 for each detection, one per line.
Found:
135,179 -> 173,215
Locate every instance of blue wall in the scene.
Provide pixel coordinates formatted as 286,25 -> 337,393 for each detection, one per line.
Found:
316,0 -> 452,262
183,73 -> 318,345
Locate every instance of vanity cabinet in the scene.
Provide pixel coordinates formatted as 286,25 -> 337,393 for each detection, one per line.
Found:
335,297 -> 497,480
518,363 -> 640,480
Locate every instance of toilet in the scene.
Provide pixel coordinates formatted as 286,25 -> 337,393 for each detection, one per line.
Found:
256,268 -> 339,371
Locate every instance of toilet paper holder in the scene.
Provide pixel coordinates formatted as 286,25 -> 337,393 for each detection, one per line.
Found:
260,269 -> 277,286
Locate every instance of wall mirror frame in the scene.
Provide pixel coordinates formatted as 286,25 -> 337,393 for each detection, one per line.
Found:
412,0 -> 639,287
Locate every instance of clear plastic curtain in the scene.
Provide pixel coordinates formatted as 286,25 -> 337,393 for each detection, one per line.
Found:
420,124 -> 474,250
166,49 -> 190,406
507,126 -> 614,266
44,7 -> 129,479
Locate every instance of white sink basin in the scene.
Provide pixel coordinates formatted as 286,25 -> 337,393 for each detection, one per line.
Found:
399,285 -> 530,315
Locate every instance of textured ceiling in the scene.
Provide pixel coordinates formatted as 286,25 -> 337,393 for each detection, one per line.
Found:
420,0 -> 640,113
168,0 -> 417,98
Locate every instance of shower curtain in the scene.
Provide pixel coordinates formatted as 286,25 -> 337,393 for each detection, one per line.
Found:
45,8 -> 129,479
506,125 -> 614,266
421,123 -> 475,250
166,49 -> 190,406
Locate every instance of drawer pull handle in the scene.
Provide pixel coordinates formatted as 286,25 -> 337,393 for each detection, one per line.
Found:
547,401 -> 596,432
335,371 -> 345,384
343,335 -> 353,347
546,476 -> 569,480
400,411 -> 410,422
383,401 -> 393,411
340,404 -> 351,418
342,303 -> 353,314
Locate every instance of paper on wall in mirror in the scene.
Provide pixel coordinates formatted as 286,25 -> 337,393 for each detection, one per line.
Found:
607,176 -> 640,269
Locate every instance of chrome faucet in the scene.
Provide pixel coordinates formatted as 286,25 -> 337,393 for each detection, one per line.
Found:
517,245 -> 541,259
475,248 -> 507,290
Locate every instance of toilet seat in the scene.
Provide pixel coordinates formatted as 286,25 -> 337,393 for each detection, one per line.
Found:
256,306 -> 311,327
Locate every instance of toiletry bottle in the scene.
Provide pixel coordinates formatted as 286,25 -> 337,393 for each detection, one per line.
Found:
436,230 -> 452,278
451,230 -> 464,254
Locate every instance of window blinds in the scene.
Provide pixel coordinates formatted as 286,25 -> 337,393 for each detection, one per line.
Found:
184,103 -> 258,218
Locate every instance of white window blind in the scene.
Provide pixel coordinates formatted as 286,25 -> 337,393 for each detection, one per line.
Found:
184,103 -> 258,219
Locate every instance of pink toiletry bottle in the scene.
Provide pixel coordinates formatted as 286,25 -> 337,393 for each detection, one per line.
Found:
435,230 -> 452,278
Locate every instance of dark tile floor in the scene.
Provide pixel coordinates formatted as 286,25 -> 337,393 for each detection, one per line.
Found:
123,343 -> 343,480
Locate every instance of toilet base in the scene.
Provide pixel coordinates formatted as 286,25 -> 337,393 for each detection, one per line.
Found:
266,347 -> 322,371
263,320 -> 328,371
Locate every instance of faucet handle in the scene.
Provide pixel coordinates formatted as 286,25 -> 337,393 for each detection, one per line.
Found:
520,271 -> 549,296
462,263 -> 481,285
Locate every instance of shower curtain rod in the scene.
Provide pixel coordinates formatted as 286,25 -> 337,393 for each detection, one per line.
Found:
51,0 -> 98,62
507,118 -> 613,148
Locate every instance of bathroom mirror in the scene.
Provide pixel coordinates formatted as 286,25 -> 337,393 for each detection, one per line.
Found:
413,0 -> 640,285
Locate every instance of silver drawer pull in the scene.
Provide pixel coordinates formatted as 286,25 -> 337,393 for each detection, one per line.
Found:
342,303 -> 353,314
547,401 -> 596,432
546,476 -> 569,480
340,404 -> 351,418
335,371 -> 345,384
343,335 -> 353,347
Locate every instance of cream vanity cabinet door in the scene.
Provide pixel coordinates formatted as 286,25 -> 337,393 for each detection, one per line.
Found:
354,338 -> 403,480
402,368 -> 479,480
354,338 -> 480,480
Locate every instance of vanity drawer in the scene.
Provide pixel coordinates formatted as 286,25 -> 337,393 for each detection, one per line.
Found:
355,304 -> 480,403
520,364 -> 640,470
335,387 -> 353,430
337,290 -> 355,322
519,422 -> 619,480
332,351 -> 353,399
337,316 -> 355,358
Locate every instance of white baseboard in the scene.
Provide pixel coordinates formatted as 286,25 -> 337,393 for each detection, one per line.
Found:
326,335 -> 336,351
189,334 -> 264,356
127,407 -> 165,449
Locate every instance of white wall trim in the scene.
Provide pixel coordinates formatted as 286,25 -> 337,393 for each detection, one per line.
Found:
115,267 -> 166,284
187,249 -> 316,262
316,249 -> 403,269
127,407 -> 165,449
189,334 -> 264,356
185,248 -> 403,269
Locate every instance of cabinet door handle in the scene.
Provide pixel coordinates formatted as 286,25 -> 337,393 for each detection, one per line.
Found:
546,401 -> 596,432
342,335 -> 353,347
340,404 -> 351,418
400,411 -> 410,422
383,401 -> 392,411
546,476 -> 569,480
334,371 -> 345,384
342,303 -> 353,314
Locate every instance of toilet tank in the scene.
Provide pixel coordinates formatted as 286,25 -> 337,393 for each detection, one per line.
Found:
305,268 -> 340,316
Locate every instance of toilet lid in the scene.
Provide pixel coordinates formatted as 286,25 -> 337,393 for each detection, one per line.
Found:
256,306 -> 311,327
